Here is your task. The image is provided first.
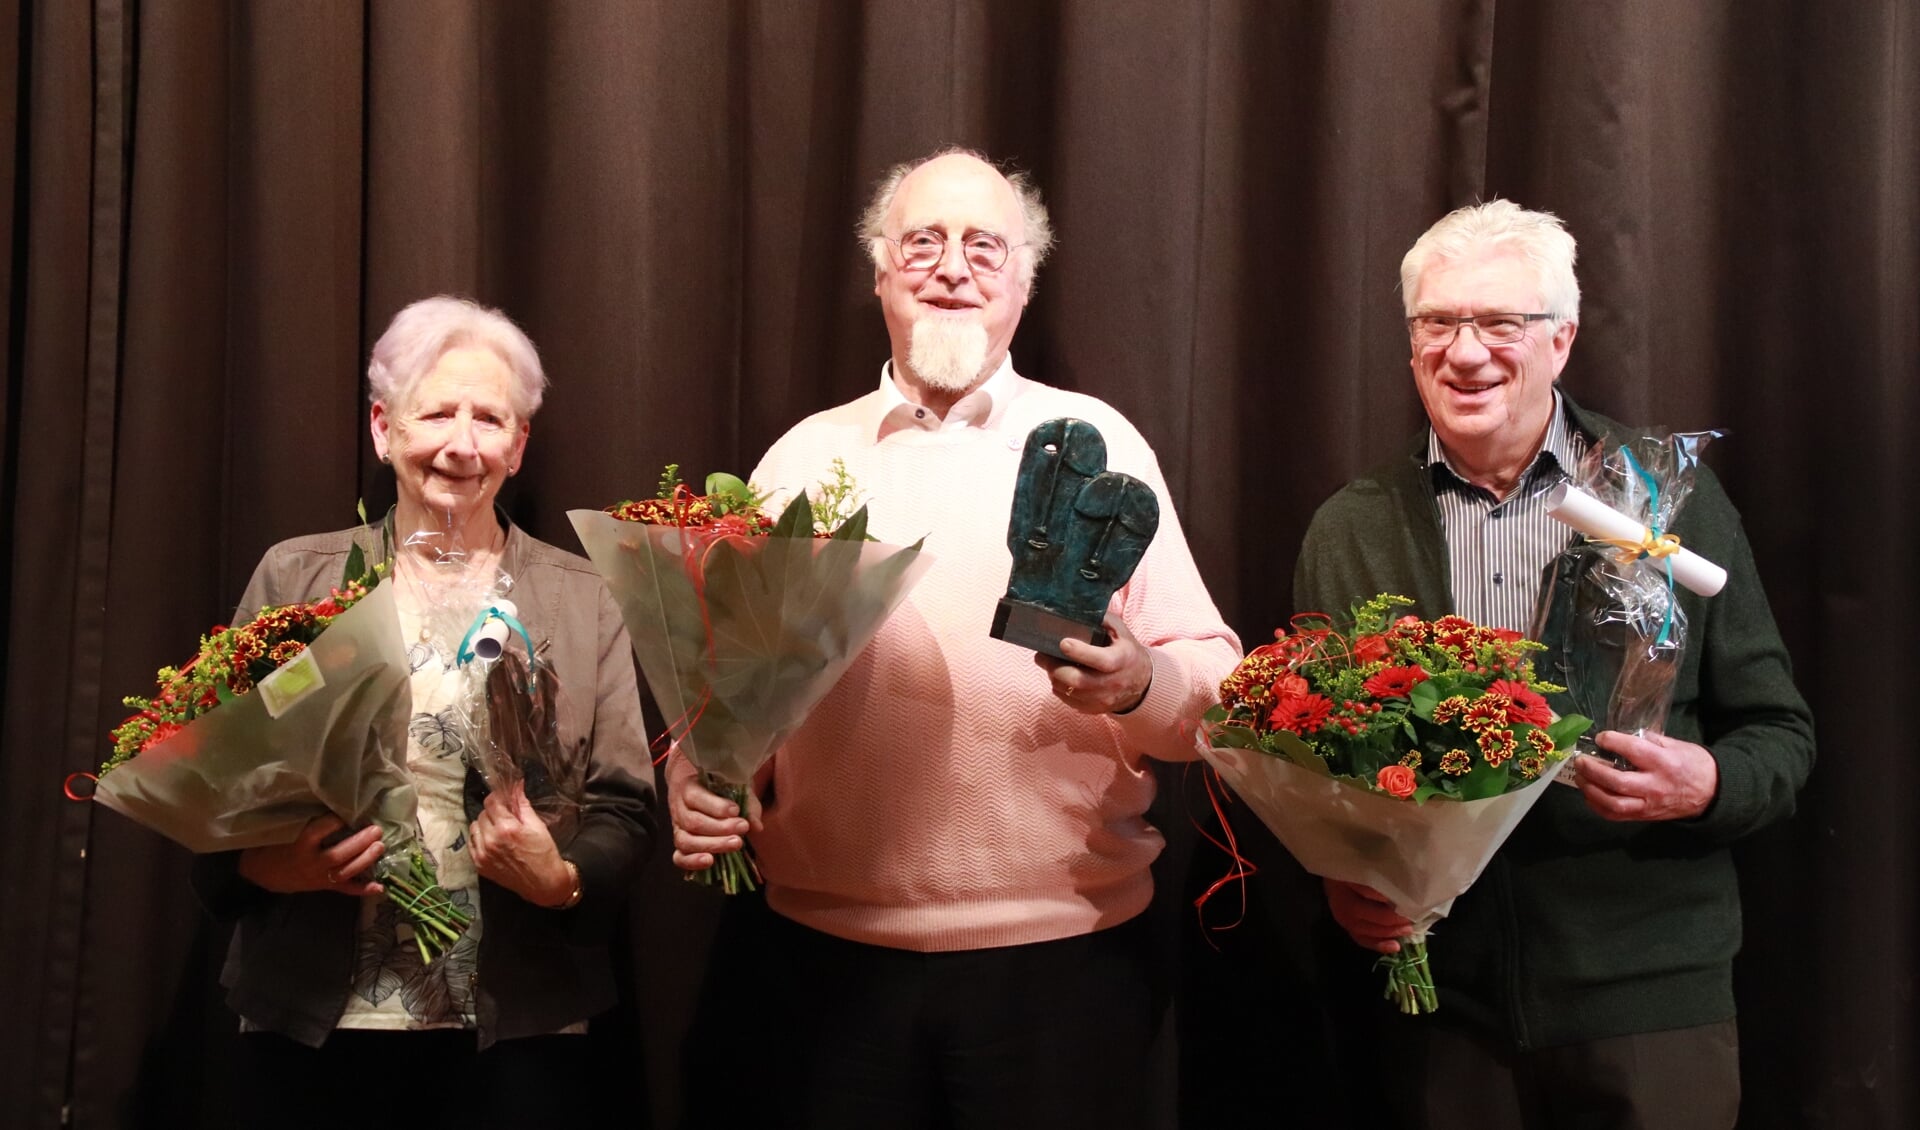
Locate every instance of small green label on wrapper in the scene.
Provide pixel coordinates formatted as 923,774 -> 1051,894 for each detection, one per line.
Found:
257,649 -> 326,718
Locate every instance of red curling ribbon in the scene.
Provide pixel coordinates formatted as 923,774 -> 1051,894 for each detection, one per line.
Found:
1188,760 -> 1258,947
63,771 -> 98,801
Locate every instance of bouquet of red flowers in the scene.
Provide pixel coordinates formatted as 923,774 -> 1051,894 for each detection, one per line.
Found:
1200,594 -> 1590,1012
93,539 -> 470,962
572,463 -> 932,893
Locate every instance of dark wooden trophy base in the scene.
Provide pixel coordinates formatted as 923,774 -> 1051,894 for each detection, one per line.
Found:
990,598 -> 1110,661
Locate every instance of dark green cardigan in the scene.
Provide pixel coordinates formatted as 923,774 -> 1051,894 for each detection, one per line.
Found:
1292,394 -> 1814,1048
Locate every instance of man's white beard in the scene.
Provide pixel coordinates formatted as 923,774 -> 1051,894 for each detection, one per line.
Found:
907,317 -> 991,393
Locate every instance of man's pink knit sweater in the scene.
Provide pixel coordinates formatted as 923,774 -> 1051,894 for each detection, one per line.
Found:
748,364 -> 1240,952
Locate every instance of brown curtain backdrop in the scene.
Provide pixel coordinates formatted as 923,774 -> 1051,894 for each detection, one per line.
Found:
3,2 -> 1913,1127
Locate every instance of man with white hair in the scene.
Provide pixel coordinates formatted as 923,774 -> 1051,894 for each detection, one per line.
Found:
1292,200 -> 1814,1128
668,149 -> 1239,1128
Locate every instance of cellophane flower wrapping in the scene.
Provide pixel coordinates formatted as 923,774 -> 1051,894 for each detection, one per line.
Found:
100,533 -> 476,962
415,544 -> 586,845
1559,431 -> 1719,738
1198,596 -> 1589,1012
1199,735 -> 1564,970
569,508 -> 933,789
471,649 -> 585,847
95,580 -> 417,853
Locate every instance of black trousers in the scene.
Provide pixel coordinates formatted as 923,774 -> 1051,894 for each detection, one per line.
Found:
1382,1018 -> 1741,1130
234,1028 -> 600,1130
702,906 -> 1160,1130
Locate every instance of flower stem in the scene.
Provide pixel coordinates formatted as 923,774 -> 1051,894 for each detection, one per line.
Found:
377,849 -> 471,962
1378,937 -> 1440,1015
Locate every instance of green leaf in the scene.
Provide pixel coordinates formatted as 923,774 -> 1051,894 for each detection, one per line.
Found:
770,493 -> 815,540
337,500 -> 379,588
1210,722 -> 1261,750
705,471 -> 748,497
1266,729 -> 1332,776
1408,679 -> 1442,718
1546,713 -> 1593,748
706,472 -> 755,512
1453,754 -> 1511,801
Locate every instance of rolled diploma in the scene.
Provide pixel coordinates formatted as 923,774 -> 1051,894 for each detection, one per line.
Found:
1545,483 -> 1727,597
471,598 -> 519,661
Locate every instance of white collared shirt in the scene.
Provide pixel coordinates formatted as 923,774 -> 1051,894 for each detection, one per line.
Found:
874,355 -> 1020,438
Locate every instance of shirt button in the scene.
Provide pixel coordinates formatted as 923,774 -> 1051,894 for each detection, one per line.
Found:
915,408 -> 926,419
1493,571 -> 1505,585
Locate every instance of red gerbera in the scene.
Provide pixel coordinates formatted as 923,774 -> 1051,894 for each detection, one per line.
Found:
1486,678 -> 1552,727
1362,664 -> 1430,699
1270,693 -> 1335,734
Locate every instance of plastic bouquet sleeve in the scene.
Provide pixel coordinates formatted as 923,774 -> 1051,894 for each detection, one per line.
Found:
1198,732 -> 1567,933
475,648 -> 587,847
1195,596 -> 1589,1011
568,509 -> 933,787
93,580 -> 416,853
1547,430 -> 1723,739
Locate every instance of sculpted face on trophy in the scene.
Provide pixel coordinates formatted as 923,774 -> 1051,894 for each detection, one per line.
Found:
991,418 -> 1160,660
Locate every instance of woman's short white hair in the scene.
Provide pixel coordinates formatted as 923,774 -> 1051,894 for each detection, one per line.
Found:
855,146 -> 1055,289
1400,200 -> 1582,323
366,296 -> 548,418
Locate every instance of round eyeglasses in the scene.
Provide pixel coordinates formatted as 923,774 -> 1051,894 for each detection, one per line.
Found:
1407,313 -> 1555,347
885,228 -> 1023,274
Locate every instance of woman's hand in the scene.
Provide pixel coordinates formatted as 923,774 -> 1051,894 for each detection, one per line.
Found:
469,781 -> 574,907
238,814 -> 386,896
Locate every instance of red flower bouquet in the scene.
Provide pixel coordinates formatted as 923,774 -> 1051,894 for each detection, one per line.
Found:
1200,594 -> 1591,1013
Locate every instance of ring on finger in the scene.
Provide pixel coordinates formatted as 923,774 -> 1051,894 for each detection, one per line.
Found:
325,868 -> 341,884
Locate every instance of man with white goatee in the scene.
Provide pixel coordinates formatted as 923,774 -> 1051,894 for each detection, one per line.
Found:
667,148 -> 1239,1129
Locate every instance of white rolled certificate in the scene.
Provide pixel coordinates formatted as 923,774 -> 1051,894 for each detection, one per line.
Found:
1546,482 -> 1728,597
469,598 -> 519,661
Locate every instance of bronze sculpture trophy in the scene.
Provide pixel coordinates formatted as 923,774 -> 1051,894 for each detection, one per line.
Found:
990,418 -> 1160,661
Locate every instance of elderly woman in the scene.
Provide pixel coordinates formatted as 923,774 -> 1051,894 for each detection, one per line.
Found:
191,296 -> 654,1128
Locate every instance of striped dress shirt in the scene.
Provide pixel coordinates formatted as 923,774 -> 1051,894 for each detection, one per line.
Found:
1428,393 -> 1586,633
